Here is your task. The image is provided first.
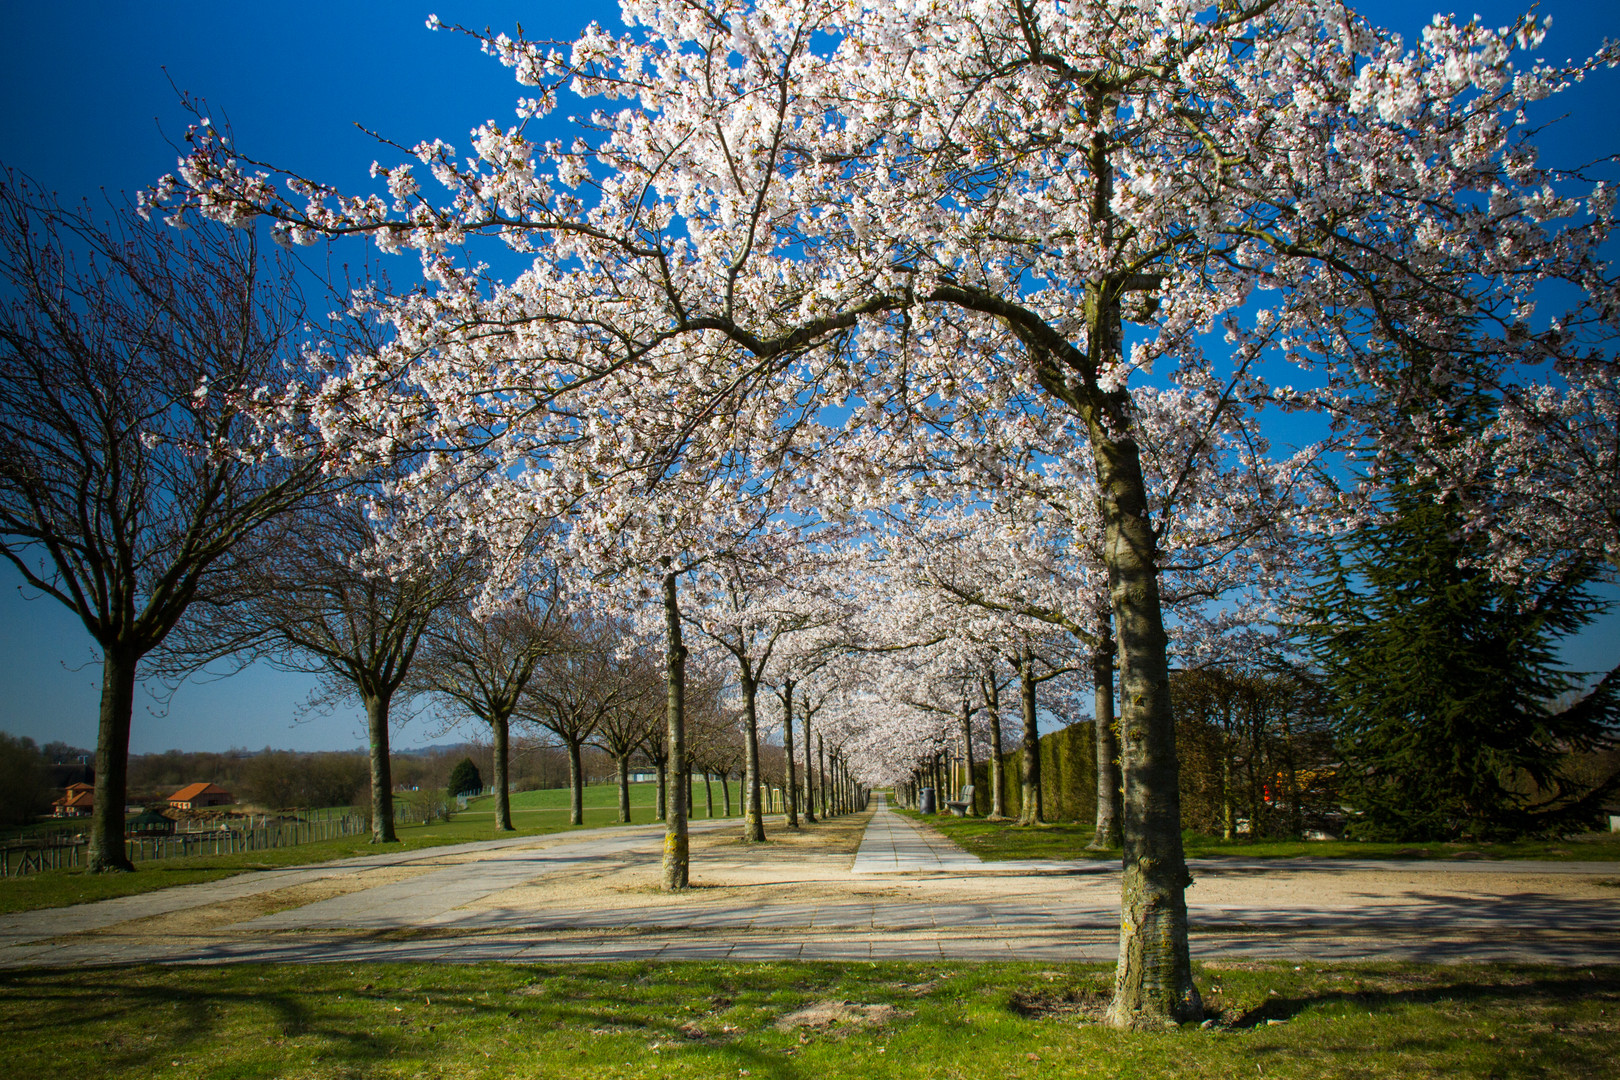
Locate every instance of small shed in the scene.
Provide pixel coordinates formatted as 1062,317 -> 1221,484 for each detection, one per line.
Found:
128,808 -> 175,835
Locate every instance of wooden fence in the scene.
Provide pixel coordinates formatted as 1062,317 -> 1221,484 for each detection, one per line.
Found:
0,813 -> 369,878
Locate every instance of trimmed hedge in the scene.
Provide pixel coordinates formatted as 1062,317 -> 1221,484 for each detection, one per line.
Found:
973,721 -> 1097,823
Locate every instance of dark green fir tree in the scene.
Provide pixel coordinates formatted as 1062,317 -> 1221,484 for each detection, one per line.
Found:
1306,473 -> 1619,842
447,757 -> 483,798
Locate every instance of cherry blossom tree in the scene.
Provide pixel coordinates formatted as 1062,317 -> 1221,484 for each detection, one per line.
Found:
154,0 -> 1620,1025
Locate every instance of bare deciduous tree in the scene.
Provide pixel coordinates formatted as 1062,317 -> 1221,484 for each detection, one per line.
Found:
0,174 -> 334,871
411,573 -> 565,830
175,494 -> 473,842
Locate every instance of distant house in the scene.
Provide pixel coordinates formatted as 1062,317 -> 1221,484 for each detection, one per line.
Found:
51,782 -> 93,818
165,783 -> 234,811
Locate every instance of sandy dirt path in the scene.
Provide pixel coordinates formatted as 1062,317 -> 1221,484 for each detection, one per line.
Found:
3,797 -> 1616,967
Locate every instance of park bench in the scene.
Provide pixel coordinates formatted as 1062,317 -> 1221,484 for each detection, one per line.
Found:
945,785 -> 975,816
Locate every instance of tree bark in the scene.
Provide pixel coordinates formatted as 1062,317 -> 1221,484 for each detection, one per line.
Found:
781,680 -> 799,829
801,709 -> 817,823
655,758 -> 667,821
960,697 -> 979,815
817,734 -> 828,816
566,738 -> 584,825
1088,609 -> 1122,850
364,689 -> 397,844
492,712 -> 514,832
1083,396 -> 1200,1027
660,569 -> 688,890
616,753 -> 632,823
739,670 -> 766,843
703,770 -> 714,818
986,665 -> 1007,819
86,647 -> 138,872
1017,648 -> 1044,826
720,771 -> 732,817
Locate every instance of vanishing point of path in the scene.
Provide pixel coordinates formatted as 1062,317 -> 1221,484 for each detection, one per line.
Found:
2,794 -> 1616,968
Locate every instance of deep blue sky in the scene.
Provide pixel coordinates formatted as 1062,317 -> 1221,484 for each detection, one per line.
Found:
2,1 -> 1617,753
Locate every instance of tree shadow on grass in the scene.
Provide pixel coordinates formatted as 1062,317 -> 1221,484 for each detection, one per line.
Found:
0,958 -> 915,1080
1222,969 -> 1620,1029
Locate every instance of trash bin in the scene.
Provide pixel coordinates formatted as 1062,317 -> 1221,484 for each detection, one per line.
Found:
919,786 -> 936,814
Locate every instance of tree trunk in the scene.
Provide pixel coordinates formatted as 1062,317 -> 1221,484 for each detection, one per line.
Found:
492,712 -> 514,832
1083,392 -> 1201,1027
660,569 -> 689,889
87,647 -> 138,872
720,771 -> 732,816
781,680 -> 799,829
802,709 -> 817,823
960,697 -> 978,816
986,665 -> 1007,819
655,758 -> 667,821
1221,746 -> 1234,842
1088,610 -> 1122,850
703,770 -> 714,818
566,738 -> 584,825
817,734 -> 828,816
616,753 -> 631,823
739,670 -> 765,843
364,689 -> 397,843
1018,648 -> 1044,826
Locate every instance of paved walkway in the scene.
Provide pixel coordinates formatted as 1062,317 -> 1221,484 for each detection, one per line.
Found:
2,795 -> 1616,968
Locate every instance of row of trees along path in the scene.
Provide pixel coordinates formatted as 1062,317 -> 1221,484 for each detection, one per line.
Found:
6,0 -> 1615,1032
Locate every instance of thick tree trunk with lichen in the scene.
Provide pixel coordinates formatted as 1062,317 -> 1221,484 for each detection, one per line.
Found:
781,680 -> 799,829
566,738 -> 584,825
802,709 -> 817,823
492,713 -> 514,831
616,752 -> 632,823
87,648 -> 138,872
960,698 -> 979,815
364,690 -> 398,844
660,570 -> 688,890
818,735 -> 828,816
1088,608 -> 1122,850
739,669 -> 766,843
985,665 -> 1007,819
1083,395 -> 1201,1028
1017,648 -> 1044,826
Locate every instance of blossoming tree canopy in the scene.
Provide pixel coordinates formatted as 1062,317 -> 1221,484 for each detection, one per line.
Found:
153,0 -> 1618,1029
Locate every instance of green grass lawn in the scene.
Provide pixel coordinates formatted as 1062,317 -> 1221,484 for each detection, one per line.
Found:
484,776 -> 739,816
2,961 -> 1613,1079
897,808 -> 1620,863
0,781 -> 739,917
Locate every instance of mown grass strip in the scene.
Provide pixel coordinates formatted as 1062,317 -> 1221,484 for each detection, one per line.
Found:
1,961 -> 1613,1079
896,808 -> 1620,863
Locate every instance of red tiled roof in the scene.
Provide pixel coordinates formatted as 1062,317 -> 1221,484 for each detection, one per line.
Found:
166,782 -> 231,803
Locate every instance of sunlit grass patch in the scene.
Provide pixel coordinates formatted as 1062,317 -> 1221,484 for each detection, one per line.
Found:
2,961 -> 1615,1079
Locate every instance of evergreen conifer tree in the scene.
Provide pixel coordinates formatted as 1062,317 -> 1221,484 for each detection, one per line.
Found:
447,757 -> 483,798
1306,472 -> 1618,841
